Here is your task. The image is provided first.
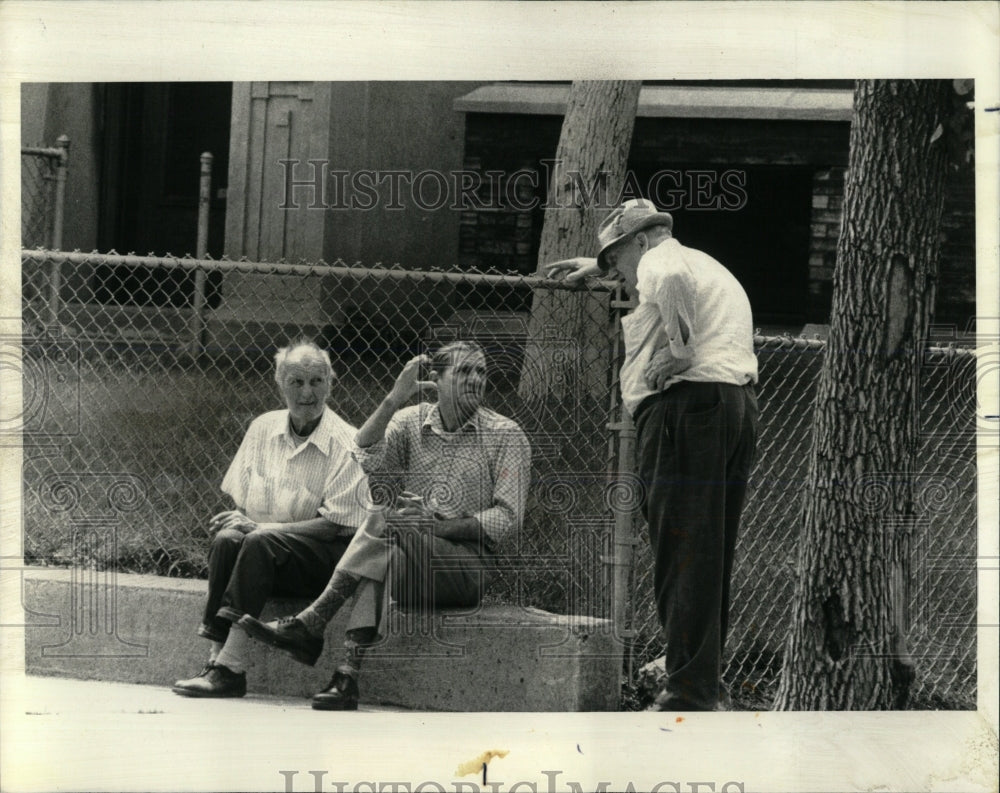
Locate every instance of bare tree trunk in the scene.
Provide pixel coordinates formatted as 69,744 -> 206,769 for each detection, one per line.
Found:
775,80 -> 957,710
519,81 -> 641,401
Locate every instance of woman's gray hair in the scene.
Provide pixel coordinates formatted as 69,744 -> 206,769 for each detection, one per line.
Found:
274,339 -> 334,385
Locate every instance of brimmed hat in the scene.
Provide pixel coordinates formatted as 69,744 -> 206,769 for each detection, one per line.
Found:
596,199 -> 673,271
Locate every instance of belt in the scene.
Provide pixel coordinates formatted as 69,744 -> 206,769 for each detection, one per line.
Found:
633,379 -> 756,423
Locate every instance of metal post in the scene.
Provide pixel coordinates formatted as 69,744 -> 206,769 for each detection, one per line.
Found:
612,412 -> 637,651
189,152 -> 212,355
608,283 -> 640,684
48,135 -> 69,327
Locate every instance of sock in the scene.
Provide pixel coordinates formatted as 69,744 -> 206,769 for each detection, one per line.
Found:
297,570 -> 362,637
208,640 -> 224,663
343,627 -> 377,675
214,624 -> 249,674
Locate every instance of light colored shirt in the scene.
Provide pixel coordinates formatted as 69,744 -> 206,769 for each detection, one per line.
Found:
620,237 -> 758,415
353,403 -> 531,545
221,406 -> 370,532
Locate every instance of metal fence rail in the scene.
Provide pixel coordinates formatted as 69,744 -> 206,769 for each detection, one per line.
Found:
21,138 -> 69,250
18,249 -> 978,710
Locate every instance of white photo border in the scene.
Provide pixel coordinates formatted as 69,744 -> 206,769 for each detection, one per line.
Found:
1,2 -> 997,791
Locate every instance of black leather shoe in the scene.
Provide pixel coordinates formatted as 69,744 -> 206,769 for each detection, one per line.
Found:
312,667 -> 359,711
172,662 -> 246,698
238,614 -> 323,666
716,686 -> 733,712
646,690 -> 701,712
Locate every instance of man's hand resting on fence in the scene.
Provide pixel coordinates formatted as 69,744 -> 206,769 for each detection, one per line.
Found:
543,257 -> 603,284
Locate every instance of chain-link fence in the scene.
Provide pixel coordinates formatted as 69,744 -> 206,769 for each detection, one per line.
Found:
18,250 -> 978,710
21,139 -> 69,250
18,250 -> 622,620
625,337 -> 978,711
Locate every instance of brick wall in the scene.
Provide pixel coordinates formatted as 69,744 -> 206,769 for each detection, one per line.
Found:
458,115 -> 562,275
459,113 -> 975,327
936,167 -> 976,329
808,168 -> 845,320
806,166 -> 976,327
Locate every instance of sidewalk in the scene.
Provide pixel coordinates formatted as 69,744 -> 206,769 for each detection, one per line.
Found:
1,673 -> 620,793
2,673 -> 994,793
0,673 -> 432,792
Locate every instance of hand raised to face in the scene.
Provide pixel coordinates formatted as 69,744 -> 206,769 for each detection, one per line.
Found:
387,355 -> 438,406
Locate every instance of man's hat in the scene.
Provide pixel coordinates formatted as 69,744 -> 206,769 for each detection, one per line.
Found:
596,198 -> 673,271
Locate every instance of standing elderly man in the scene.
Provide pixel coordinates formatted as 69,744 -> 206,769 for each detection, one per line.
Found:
547,199 -> 759,712
172,340 -> 369,698
239,341 -> 531,710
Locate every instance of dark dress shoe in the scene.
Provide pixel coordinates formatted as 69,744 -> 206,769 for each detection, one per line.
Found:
312,667 -> 359,711
238,615 -> 323,666
716,685 -> 733,712
172,662 -> 246,698
646,690 -> 703,712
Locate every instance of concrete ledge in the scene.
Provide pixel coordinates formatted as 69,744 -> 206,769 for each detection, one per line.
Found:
23,567 -> 622,711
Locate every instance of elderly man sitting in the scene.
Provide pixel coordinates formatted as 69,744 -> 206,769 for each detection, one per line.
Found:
172,340 -> 369,698
239,341 -> 532,710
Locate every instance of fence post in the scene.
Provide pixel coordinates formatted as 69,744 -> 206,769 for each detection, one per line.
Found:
608,284 -> 639,683
47,135 -> 70,327
611,410 -> 637,673
188,152 -> 213,355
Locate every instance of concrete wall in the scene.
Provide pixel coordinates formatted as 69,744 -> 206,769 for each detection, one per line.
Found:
326,81 -> 481,269
23,83 -> 101,252
24,567 -> 622,711
20,83 -> 49,147
318,82 -> 487,342
220,81 -> 486,342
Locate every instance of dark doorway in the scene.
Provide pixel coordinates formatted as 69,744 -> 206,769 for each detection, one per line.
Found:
96,82 -> 231,306
459,111 -> 816,324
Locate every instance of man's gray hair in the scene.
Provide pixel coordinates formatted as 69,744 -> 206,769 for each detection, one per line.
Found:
274,339 -> 334,385
640,224 -> 673,244
430,340 -> 486,374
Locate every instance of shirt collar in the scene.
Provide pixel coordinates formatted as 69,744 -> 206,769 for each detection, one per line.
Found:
421,404 -> 482,436
274,406 -> 336,455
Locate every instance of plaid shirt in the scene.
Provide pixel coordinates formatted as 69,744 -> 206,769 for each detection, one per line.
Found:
353,402 -> 531,545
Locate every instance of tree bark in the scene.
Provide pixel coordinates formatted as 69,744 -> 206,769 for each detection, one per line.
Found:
519,81 -> 641,401
775,80 -> 957,710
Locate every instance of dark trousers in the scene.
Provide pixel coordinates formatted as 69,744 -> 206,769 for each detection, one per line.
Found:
202,528 -> 351,639
635,381 -> 758,711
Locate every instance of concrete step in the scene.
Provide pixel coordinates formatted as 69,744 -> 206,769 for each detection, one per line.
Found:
23,567 -> 622,711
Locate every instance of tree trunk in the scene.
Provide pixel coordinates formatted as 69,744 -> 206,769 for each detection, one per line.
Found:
775,80 -> 956,710
518,81 -> 641,402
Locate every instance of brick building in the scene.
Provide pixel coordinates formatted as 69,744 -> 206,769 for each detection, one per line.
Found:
21,80 -> 975,334
454,82 -> 975,328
